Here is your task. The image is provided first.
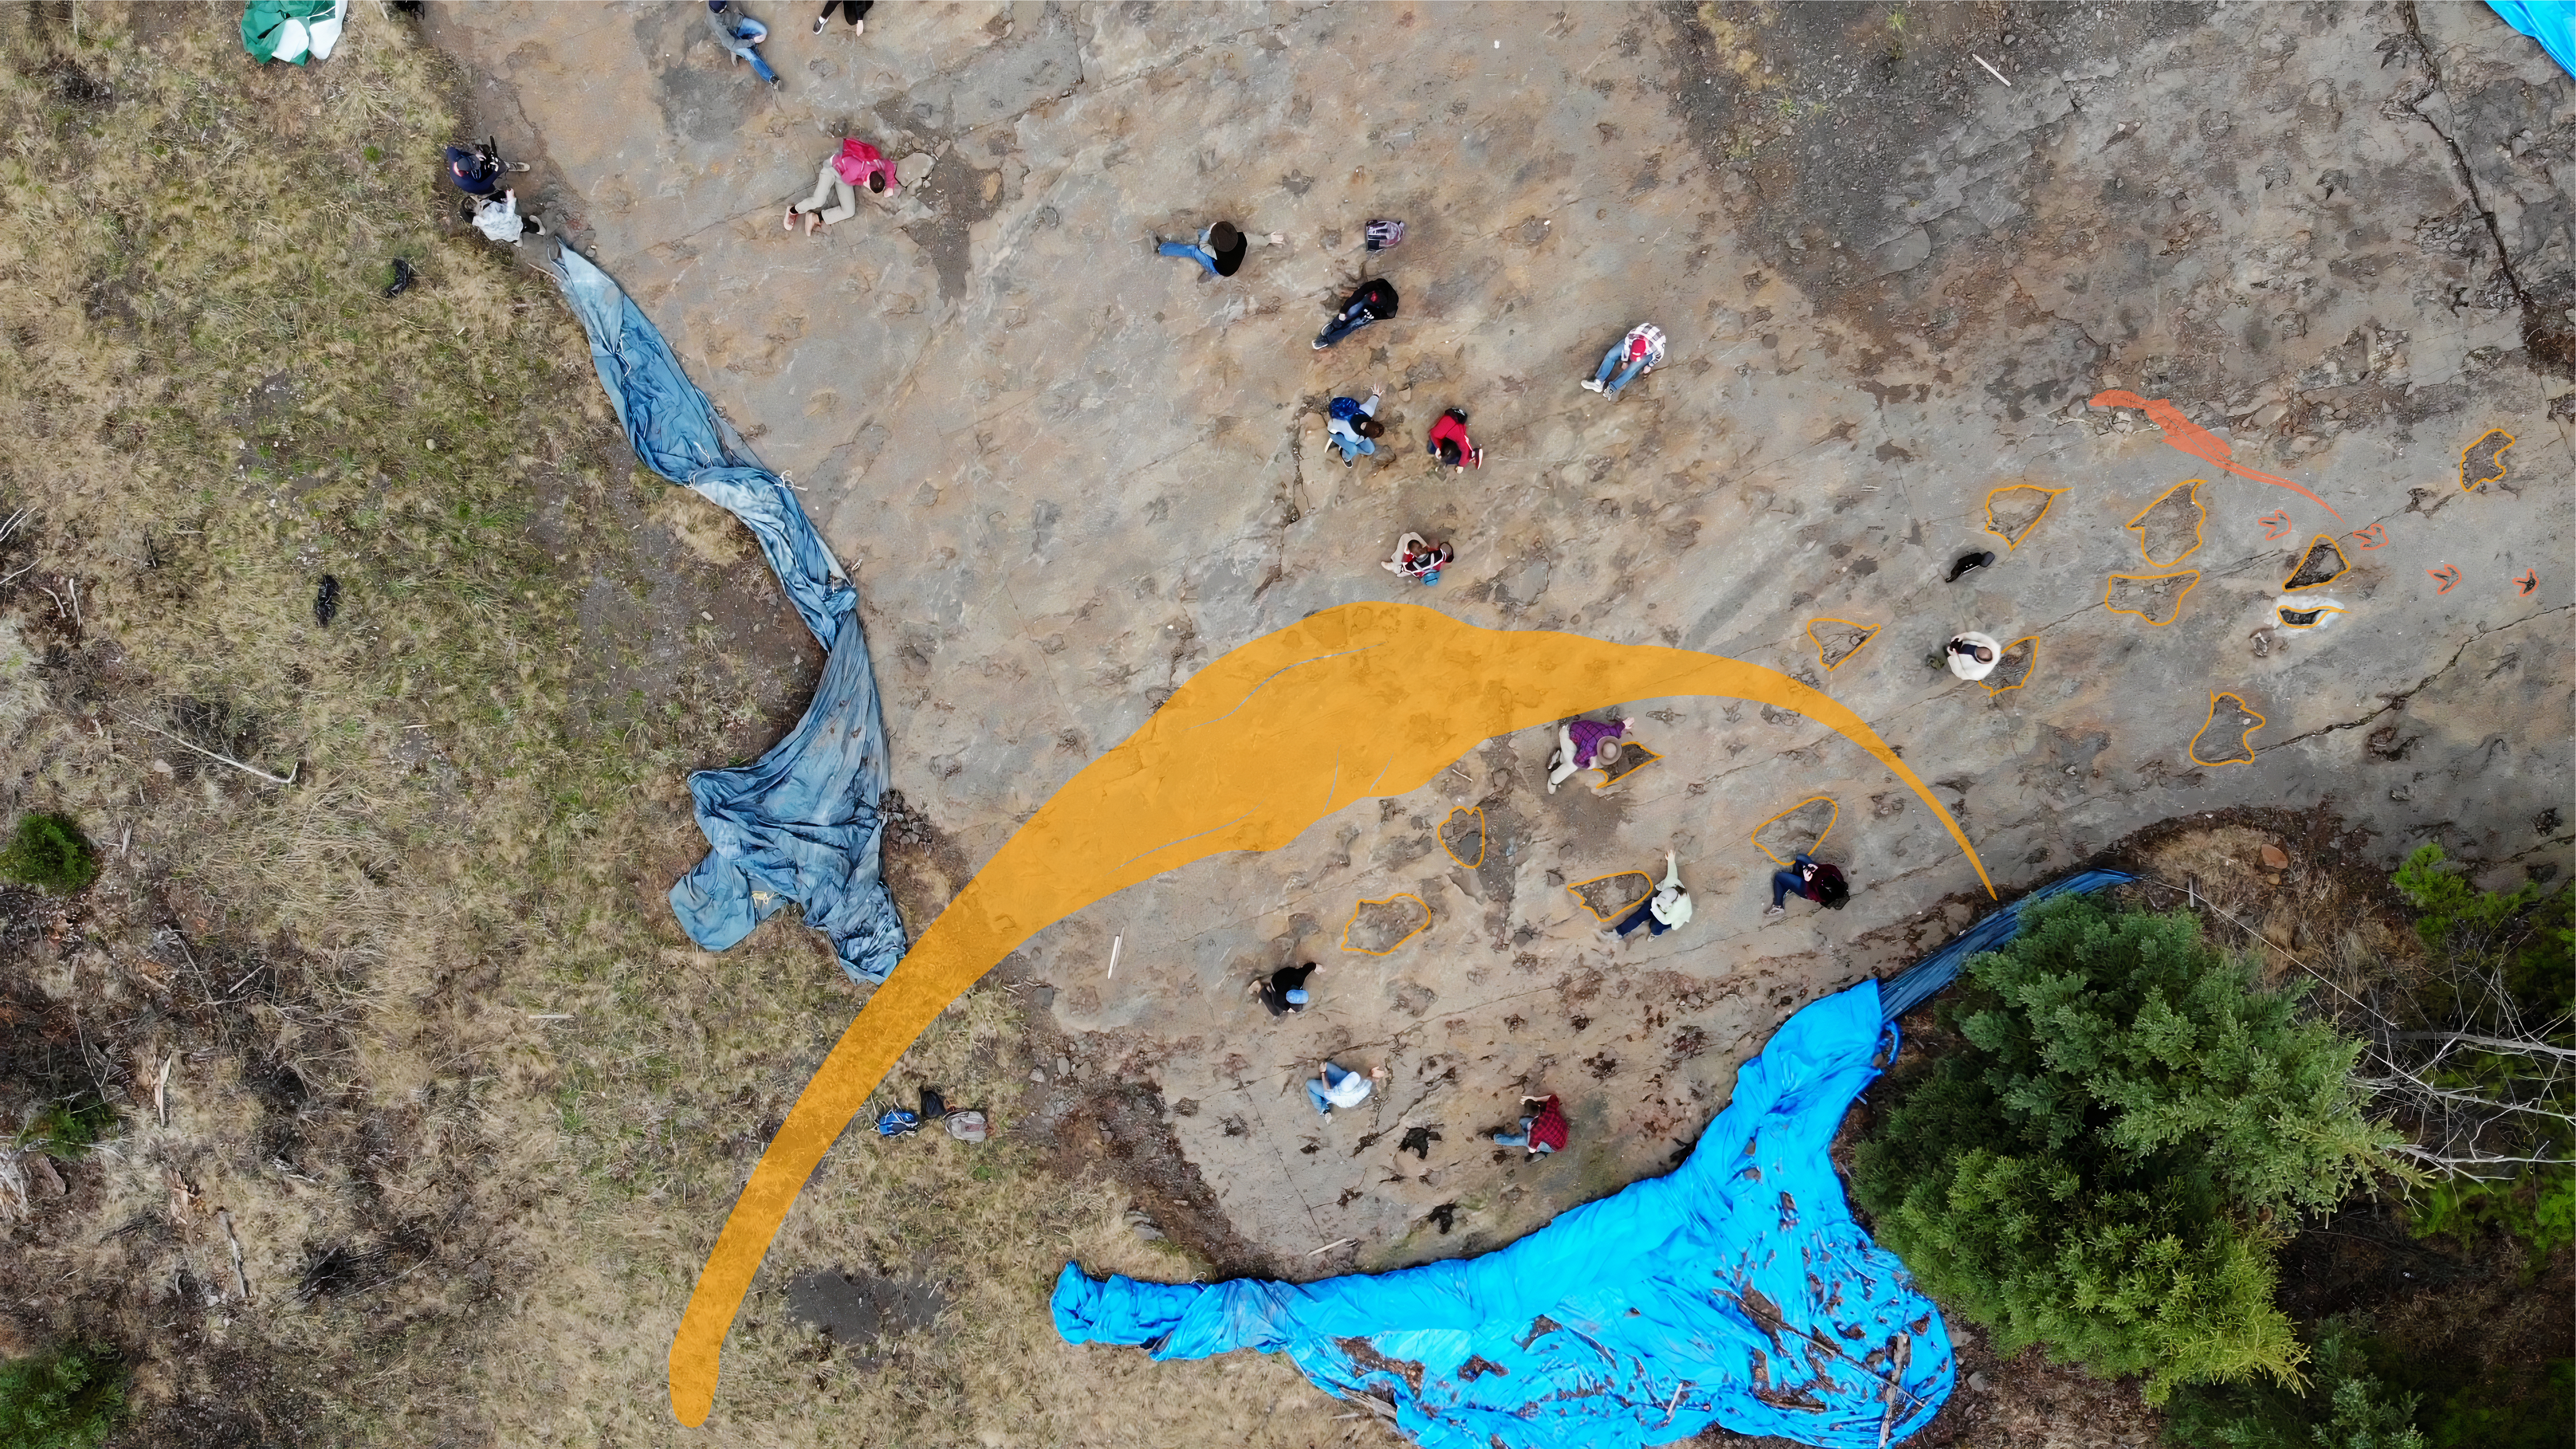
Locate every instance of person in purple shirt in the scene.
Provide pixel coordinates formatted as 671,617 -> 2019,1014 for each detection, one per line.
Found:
1547,715 -> 1635,793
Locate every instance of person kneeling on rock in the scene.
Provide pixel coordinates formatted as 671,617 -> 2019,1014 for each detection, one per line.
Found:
1381,532 -> 1454,586
1491,1094 -> 1567,1157
1427,408 -> 1482,470
1306,1060 -> 1384,1117
1251,961 -> 1319,1017
1601,851 -> 1692,945
1547,715 -> 1634,793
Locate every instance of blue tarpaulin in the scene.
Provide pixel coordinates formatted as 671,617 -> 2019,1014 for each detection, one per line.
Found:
2489,1 -> 2576,76
1057,981 -> 1952,1448
1876,869 -> 2136,1021
545,247 -> 907,983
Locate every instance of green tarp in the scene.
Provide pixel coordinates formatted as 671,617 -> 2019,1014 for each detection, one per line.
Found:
241,0 -> 345,65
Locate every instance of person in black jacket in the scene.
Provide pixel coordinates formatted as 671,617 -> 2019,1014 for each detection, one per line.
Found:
1154,221 -> 1248,279
1314,279 -> 1397,349
1249,961 -> 1320,1016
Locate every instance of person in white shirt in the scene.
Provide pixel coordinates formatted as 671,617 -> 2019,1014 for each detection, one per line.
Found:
1946,631 -> 2001,682
1601,851 -> 1693,945
468,189 -> 545,246
1305,1061 -> 1385,1117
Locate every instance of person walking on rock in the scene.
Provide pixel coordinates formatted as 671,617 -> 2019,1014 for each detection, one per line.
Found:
1154,221 -> 1247,280
1491,1094 -> 1568,1157
1580,322 -> 1666,400
1547,715 -> 1635,792
810,0 -> 870,34
785,138 -> 896,234
1306,1060 -> 1385,1117
1765,852 -> 1848,916
1381,532 -> 1454,586
1601,851 -> 1692,943
1427,408 -> 1482,470
1314,278 -> 1397,349
706,0 -> 780,89
1250,961 -> 1320,1017
1327,390 -> 1384,465
466,189 -> 546,245
1945,631 -> 2000,682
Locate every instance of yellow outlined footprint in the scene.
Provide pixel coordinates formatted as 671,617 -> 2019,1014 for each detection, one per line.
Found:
1983,484 -> 2066,550
1565,871 -> 1655,924
2189,693 -> 2265,768
663,601 -> 1996,1425
1440,806 -> 1486,870
2281,536 -> 2349,593
2104,570 -> 2200,627
2124,478 -> 2206,565
1983,635 -> 2038,695
1807,618 -> 1881,672
1341,894 -> 1430,955
2460,429 -> 2513,492
1752,795 -> 1839,866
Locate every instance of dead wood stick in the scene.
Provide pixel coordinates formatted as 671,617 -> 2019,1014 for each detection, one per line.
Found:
155,1053 -> 174,1128
217,1208 -> 252,1304
1307,1236 -> 1358,1257
114,712 -> 297,786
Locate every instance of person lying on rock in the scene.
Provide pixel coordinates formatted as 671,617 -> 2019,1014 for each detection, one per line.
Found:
1580,322 -> 1666,400
1314,278 -> 1397,349
1250,961 -> 1319,1017
1305,1060 -> 1384,1117
1765,852 -> 1849,917
1153,220 -> 1247,280
1945,631 -> 2000,682
1547,715 -> 1635,792
1427,408 -> 1482,470
1491,1094 -> 1567,1157
785,138 -> 896,235
1601,851 -> 1691,944
706,0 -> 780,89
1381,532 -> 1454,586
1326,390 -> 1384,465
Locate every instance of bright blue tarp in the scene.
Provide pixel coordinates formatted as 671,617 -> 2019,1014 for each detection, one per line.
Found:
1876,869 -> 2136,1020
2489,1 -> 2576,76
1056,981 -> 1953,1448
546,248 -> 907,983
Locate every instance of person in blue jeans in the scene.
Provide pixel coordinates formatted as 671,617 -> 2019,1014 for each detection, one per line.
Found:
1326,391 -> 1383,464
1305,1061 -> 1384,1117
706,0 -> 779,88
1580,323 -> 1667,399
1767,853 -> 1849,916
1314,279 -> 1398,349
1154,222 -> 1247,279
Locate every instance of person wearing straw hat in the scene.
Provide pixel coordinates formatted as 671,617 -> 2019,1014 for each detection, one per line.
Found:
1547,715 -> 1635,792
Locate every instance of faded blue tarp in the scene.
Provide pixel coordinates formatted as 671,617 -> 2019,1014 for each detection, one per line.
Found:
2489,1 -> 2575,77
1055,982 -> 1953,1449
1875,870 -> 2136,1021
545,247 -> 906,982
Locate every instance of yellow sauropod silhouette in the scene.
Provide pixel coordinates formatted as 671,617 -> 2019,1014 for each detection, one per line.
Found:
666,601 -> 1993,1425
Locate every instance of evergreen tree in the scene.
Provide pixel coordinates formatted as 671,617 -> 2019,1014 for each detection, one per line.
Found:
1854,895 -> 2402,1402
0,1343 -> 124,1449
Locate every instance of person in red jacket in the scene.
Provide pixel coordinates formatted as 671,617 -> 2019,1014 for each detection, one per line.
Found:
1427,408 -> 1482,469
1491,1094 -> 1567,1156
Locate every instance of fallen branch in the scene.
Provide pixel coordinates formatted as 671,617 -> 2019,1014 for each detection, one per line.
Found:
217,1208 -> 252,1303
115,712 -> 298,786
155,1053 -> 174,1128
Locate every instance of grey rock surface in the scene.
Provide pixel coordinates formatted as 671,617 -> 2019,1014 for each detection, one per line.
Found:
426,1 -> 2573,1273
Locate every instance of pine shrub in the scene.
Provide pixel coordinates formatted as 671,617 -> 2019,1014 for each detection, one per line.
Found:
2165,1318 -> 2424,1449
1854,895 -> 2403,1401
0,1343 -> 124,1449
0,814 -> 98,894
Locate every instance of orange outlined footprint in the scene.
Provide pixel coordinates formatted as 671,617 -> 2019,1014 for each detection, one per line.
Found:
1565,871 -> 1655,924
2460,429 -> 2513,492
1807,618 -> 1881,672
1440,806 -> 1486,870
1982,635 -> 2038,694
2104,571 -> 2200,626
2125,479 -> 2206,565
1983,484 -> 2065,550
2189,693 -> 2265,768
2428,564 -> 2462,595
2282,536 -> 2349,592
1752,795 -> 1839,866
1341,894 -> 1430,955
2259,509 -> 2294,542
2350,522 -> 2388,552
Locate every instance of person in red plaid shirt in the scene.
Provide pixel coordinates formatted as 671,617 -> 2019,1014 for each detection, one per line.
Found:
1491,1094 -> 1568,1156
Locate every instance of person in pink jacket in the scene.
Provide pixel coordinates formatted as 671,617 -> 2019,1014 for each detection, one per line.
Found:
1547,715 -> 1635,792
785,138 -> 897,235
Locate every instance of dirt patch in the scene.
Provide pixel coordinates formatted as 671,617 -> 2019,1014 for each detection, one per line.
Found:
784,1265 -> 948,1368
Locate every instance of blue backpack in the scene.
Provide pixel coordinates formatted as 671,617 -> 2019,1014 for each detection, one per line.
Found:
1328,397 -> 1365,424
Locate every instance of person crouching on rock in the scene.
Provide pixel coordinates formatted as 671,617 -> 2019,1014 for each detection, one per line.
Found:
1314,278 -> 1397,349
464,189 -> 545,245
1306,1060 -> 1385,1117
1547,714 -> 1635,793
1491,1094 -> 1567,1157
786,138 -> 896,235
1945,631 -> 2000,681
1154,220 -> 1247,280
1251,961 -> 1319,1017
1327,390 -> 1384,465
1601,851 -> 1691,945
1765,853 -> 1848,917
1427,408 -> 1482,470
1381,532 -> 1454,586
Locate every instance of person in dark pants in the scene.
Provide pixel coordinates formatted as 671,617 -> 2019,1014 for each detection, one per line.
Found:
1601,851 -> 1691,945
1491,1094 -> 1567,1156
1314,279 -> 1397,349
812,0 -> 870,34
1765,853 -> 1848,916
1155,222 -> 1247,279
1427,408 -> 1481,469
1250,961 -> 1319,1016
